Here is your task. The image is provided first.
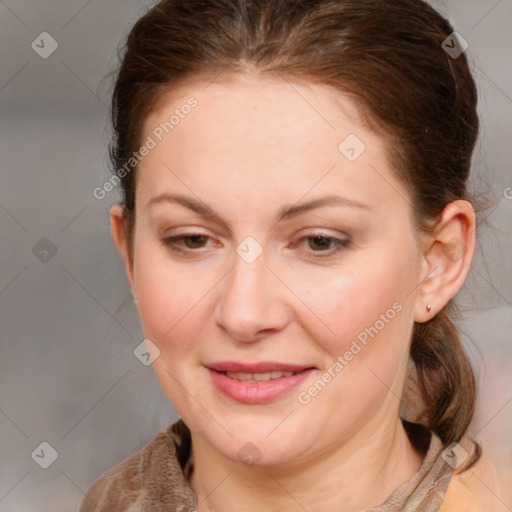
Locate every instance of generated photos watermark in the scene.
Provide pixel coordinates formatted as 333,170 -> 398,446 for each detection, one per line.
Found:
297,301 -> 403,405
93,96 -> 198,200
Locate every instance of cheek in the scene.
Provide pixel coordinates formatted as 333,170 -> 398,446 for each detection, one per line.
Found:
307,273 -> 398,336
298,269 -> 415,423
133,250 -> 214,353
300,247 -> 418,367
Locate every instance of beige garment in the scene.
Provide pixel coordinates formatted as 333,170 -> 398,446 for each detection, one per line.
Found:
79,418 -> 508,512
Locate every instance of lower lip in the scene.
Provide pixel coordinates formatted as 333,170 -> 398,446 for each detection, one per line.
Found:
207,368 -> 316,404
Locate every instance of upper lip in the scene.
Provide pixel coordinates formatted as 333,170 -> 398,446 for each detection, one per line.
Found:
205,362 -> 315,373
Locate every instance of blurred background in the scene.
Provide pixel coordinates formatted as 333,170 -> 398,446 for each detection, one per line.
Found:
1,0 -> 511,510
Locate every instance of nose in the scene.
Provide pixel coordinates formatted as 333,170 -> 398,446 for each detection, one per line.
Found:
213,248 -> 291,342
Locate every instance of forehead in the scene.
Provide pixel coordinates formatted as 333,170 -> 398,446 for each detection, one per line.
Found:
136,74 -> 409,218
145,73 -> 367,148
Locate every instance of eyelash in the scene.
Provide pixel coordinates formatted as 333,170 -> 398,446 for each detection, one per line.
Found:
159,232 -> 350,259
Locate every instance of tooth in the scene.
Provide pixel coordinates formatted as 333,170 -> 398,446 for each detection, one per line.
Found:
225,372 -> 251,381
253,372 -> 271,381
224,370 -> 299,381
238,373 -> 254,381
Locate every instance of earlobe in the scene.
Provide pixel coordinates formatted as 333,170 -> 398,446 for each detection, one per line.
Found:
414,200 -> 476,323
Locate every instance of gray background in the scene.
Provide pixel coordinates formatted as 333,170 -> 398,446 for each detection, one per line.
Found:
1,0 -> 511,510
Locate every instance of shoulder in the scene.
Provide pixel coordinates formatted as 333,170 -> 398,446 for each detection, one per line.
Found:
439,440 -> 512,512
79,420 -> 193,512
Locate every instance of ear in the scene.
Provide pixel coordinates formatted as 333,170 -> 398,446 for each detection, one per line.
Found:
109,203 -> 136,300
414,200 -> 476,323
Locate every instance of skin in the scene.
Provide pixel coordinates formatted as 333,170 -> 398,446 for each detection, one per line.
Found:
110,73 -> 476,512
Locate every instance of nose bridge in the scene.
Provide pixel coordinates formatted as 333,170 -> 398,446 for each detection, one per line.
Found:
225,249 -> 268,315
214,246 -> 288,341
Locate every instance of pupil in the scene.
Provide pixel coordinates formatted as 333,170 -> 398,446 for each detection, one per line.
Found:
310,236 -> 329,250
187,235 -> 204,248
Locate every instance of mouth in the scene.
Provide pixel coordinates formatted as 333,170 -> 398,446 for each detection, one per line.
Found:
205,363 -> 316,404
223,370 -> 301,381
205,361 -> 315,374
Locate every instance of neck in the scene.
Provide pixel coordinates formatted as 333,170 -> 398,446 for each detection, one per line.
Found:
187,417 -> 424,512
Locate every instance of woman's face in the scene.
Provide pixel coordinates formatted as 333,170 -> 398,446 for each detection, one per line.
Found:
125,74 -> 428,466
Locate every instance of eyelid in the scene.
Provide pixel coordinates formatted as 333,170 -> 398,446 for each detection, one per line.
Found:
294,227 -> 349,239
162,227 -> 211,237
291,228 -> 350,245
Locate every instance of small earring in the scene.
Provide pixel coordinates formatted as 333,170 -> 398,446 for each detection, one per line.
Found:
426,304 -> 432,313
134,298 -> 138,305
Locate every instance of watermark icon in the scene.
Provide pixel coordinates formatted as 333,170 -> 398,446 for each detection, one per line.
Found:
297,301 -> 403,405
31,32 -> 59,59
441,32 -> 468,59
442,442 -> 469,469
134,338 -> 161,366
31,441 -> 59,469
442,237 -> 466,263
236,236 -> 263,264
338,134 -> 366,162
32,237 -> 58,263
237,442 -> 263,467
93,97 -> 198,200
504,187 -> 512,200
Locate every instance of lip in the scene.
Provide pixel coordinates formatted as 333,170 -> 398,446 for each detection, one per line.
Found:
206,365 -> 316,404
205,361 -> 314,373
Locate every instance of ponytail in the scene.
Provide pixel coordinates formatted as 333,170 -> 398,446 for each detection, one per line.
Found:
409,303 -> 481,468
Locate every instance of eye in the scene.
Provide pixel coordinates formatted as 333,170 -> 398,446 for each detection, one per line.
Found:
160,231 -> 350,258
160,233 -> 212,254
294,233 -> 350,258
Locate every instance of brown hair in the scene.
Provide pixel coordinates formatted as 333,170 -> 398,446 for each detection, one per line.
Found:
110,0 -> 481,463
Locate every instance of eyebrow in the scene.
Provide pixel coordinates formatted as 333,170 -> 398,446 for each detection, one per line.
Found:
145,193 -> 373,232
